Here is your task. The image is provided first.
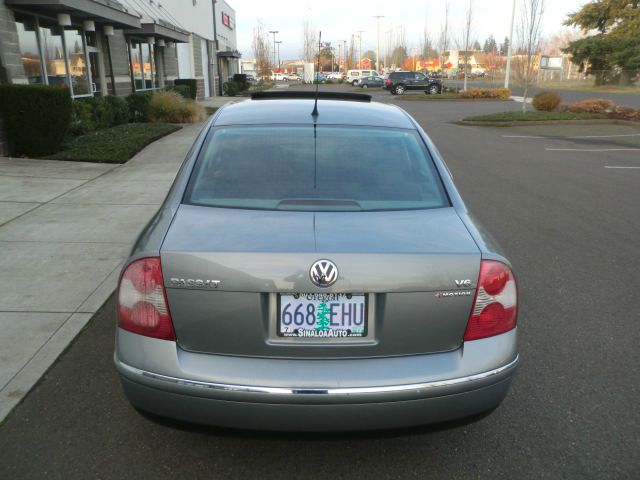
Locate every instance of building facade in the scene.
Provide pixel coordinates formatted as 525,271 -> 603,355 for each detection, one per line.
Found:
212,0 -> 239,95
0,0 -> 238,100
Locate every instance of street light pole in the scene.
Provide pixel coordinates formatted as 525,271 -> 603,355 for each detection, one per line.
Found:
373,16 -> 384,72
268,30 -> 279,72
356,30 -> 364,69
275,40 -> 282,71
504,0 -> 516,89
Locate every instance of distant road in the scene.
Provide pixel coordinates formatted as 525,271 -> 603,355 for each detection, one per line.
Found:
446,80 -> 640,107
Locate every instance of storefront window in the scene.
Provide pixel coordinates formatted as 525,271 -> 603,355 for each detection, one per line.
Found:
142,43 -> 155,89
64,28 -> 90,95
129,41 -> 158,91
15,17 -> 43,84
129,42 -> 144,89
39,24 -> 68,88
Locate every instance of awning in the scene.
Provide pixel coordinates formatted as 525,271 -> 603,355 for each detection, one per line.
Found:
124,19 -> 189,43
6,0 -> 141,29
218,49 -> 242,59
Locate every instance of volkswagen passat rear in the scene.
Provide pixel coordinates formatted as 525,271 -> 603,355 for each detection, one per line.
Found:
115,92 -> 518,431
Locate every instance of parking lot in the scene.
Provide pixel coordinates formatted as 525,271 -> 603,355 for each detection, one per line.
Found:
0,94 -> 638,479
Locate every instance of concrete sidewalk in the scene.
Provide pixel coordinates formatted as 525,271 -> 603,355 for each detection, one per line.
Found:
0,123 -> 204,422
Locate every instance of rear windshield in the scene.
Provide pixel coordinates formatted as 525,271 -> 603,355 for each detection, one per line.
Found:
184,125 -> 449,211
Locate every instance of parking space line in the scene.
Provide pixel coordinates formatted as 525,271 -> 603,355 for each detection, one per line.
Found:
546,148 -> 640,152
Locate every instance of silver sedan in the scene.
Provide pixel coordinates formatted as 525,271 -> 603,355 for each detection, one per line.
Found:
115,91 -> 519,431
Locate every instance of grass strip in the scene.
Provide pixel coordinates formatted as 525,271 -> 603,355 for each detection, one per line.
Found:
47,123 -> 182,163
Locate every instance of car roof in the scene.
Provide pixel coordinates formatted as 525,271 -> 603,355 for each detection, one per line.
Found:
213,98 -> 415,129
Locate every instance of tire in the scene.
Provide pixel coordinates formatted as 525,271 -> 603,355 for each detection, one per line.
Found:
428,85 -> 439,95
352,80 -> 358,86
362,84 -> 368,89
395,84 -> 406,95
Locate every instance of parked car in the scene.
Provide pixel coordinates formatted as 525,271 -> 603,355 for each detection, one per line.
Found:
245,74 -> 257,83
386,71 -> 442,95
346,69 -> 380,86
271,73 -> 288,81
115,90 -> 519,432
314,73 -> 327,83
287,73 -> 301,81
358,76 -> 385,88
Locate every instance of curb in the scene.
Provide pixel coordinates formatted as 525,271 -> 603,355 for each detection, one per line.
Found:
457,119 -> 640,127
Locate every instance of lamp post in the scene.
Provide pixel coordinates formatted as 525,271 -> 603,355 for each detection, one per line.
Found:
356,30 -> 364,69
373,16 -> 384,72
268,30 -> 279,71
275,40 -> 282,71
504,0 -> 516,89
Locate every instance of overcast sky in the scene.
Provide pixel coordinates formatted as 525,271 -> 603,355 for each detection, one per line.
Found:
232,0 -> 588,60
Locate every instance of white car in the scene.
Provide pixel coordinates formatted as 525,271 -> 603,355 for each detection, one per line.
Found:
287,73 -> 301,81
271,73 -> 289,81
346,69 -> 380,86
326,72 -> 344,81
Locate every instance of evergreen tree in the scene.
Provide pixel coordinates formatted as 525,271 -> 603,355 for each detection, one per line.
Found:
483,35 -> 498,53
472,40 -> 482,51
500,36 -> 510,55
563,0 -> 640,85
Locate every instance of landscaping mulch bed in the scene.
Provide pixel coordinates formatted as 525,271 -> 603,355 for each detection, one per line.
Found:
46,123 -> 182,163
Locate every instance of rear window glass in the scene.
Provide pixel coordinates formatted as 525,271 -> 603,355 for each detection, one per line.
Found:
184,125 -> 449,211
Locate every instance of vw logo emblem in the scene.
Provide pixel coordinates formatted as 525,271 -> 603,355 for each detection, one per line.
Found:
310,259 -> 338,288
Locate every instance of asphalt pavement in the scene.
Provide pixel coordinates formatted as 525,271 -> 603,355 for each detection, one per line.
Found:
0,94 -> 638,479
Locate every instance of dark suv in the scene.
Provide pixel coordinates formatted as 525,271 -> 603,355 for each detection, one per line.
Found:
386,71 -> 442,95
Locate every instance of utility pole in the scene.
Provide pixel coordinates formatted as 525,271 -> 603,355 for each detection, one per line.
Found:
504,0 -> 516,89
373,16 -> 384,72
356,30 -> 364,69
385,28 -> 393,70
268,30 -> 278,71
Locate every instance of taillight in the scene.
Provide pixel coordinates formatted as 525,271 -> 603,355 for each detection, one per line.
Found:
385,79 -> 391,85
117,257 -> 176,341
464,260 -> 517,341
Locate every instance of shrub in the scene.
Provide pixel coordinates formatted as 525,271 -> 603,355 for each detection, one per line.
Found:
232,74 -> 249,91
611,105 -> 637,120
173,79 -> 197,99
69,99 -> 95,136
126,91 -> 153,122
567,98 -> 616,114
223,81 -> 240,96
165,84 -> 192,99
0,84 -> 72,155
87,95 -> 128,128
147,91 -> 206,123
458,88 -> 511,99
532,91 -> 562,112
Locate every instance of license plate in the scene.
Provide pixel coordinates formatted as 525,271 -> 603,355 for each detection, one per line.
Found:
278,293 -> 367,338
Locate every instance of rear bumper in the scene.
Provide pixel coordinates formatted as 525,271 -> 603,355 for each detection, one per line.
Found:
115,328 -> 518,431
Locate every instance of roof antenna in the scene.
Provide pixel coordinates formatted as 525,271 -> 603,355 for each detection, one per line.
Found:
311,31 -> 322,118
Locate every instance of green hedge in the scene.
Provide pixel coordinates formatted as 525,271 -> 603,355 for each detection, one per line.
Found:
173,79 -> 197,99
0,84 -> 72,155
165,84 -> 192,99
126,91 -> 153,122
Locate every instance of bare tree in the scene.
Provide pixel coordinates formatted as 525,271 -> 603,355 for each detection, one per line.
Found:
438,2 -> 450,74
457,0 -> 475,90
517,0 -> 545,111
252,19 -> 271,79
302,17 -> 317,63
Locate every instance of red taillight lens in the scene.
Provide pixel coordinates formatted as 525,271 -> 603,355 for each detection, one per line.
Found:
385,79 -> 391,85
117,257 -> 176,341
464,260 -> 517,341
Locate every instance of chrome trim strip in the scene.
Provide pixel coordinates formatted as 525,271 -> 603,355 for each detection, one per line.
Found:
117,355 -> 518,396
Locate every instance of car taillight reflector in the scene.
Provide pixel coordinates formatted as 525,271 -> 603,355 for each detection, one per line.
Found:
117,257 -> 176,341
464,260 -> 517,341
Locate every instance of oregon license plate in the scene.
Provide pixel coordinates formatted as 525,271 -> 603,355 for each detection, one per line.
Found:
278,293 -> 367,338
